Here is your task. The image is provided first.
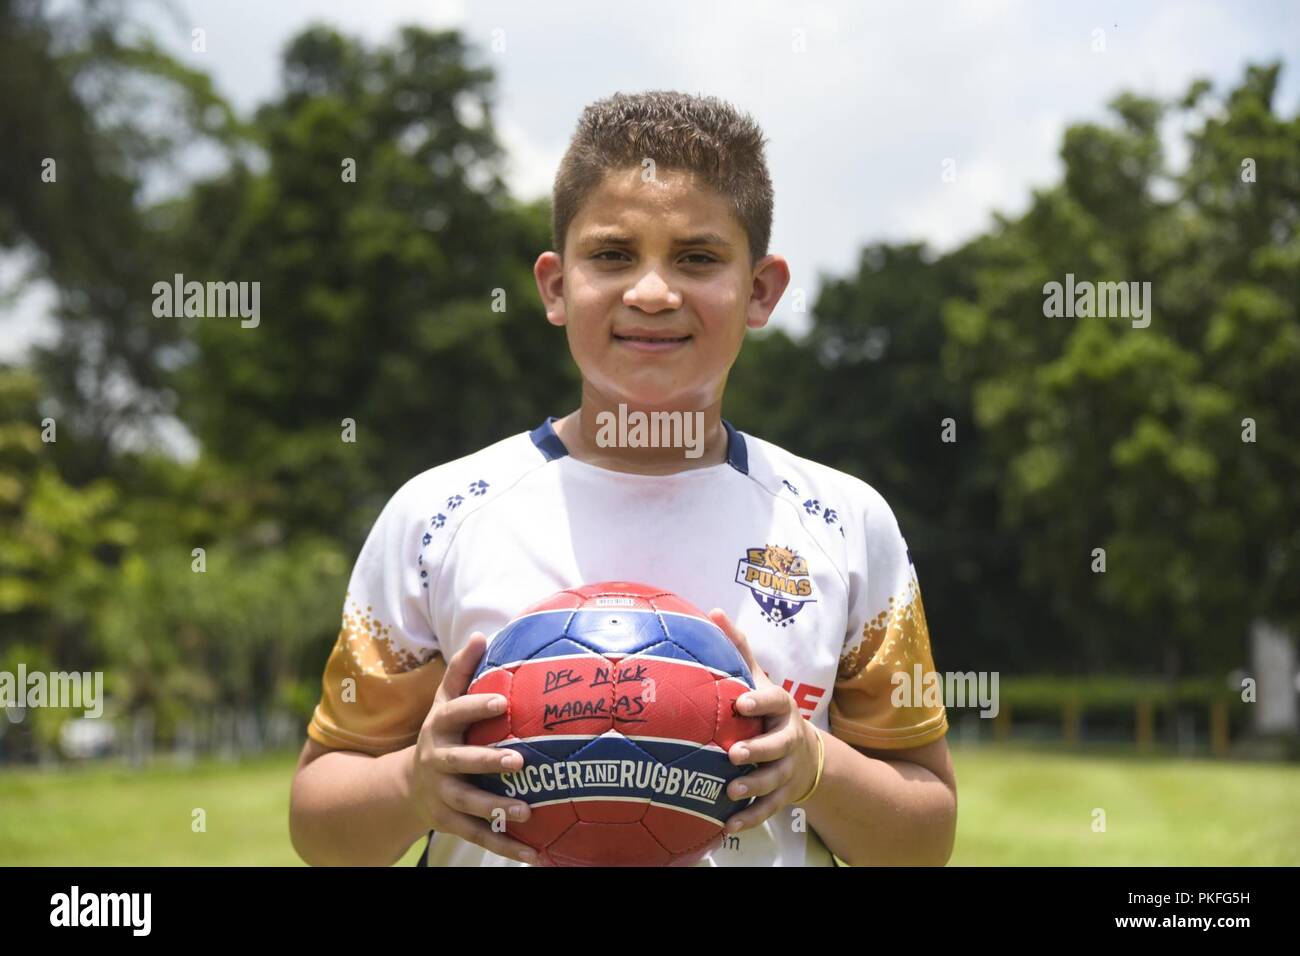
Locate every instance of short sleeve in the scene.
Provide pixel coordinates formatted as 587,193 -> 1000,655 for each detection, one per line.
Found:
829,494 -> 948,750
307,484 -> 447,755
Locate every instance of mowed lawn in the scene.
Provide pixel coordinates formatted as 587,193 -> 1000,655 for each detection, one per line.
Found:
0,753 -> 426,867
1,744 -> 1297,865
948,745 -> 1300,865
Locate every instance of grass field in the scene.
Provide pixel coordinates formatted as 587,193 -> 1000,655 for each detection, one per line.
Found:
1,743 -> 1297,865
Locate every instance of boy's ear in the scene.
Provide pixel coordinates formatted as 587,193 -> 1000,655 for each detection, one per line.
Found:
746,254 -> 791,330
534,251 -> 567,327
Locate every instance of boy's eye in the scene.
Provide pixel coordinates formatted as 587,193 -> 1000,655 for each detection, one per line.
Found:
592,251 -> 716,264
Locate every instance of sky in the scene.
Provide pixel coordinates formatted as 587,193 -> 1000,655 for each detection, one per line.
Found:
3,0 -> 1298,359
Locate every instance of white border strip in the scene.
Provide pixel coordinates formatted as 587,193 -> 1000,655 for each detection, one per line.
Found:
497,734 -> 728,755
525,794 -> 728,826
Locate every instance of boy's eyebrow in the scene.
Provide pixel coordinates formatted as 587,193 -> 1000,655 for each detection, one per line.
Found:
580,230 -> 734,249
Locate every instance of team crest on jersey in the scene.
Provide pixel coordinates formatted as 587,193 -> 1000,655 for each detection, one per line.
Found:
735,545 -> 816,627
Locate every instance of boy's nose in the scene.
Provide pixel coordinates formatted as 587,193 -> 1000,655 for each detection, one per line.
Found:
623,269 -> 682,312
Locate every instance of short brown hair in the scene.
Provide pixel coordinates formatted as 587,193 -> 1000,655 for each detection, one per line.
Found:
552,91 -> 774,264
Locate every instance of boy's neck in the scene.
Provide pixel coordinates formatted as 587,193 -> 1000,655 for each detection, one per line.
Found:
552,401 -> 729,475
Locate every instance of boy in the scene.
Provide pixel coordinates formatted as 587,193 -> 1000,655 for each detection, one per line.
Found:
289,91 -> 956,867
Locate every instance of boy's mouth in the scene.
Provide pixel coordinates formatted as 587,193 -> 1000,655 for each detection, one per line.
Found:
612,330 -> 692,352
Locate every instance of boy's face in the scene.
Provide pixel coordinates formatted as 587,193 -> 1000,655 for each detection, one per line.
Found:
535,167 -> 788,413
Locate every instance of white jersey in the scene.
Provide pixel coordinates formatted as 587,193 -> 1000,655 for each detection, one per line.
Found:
308,417 -> 948,866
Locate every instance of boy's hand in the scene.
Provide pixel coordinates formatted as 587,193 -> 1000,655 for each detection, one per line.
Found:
408,632 -> 539,864
708,609 -> 821,835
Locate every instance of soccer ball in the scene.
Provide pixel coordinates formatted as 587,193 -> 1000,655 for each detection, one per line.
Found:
466,581 -> 762,866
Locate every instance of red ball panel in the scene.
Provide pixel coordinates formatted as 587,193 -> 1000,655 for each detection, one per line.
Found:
508,655 -> 613,740
715,677 -> 763,750
667,838 -> 724,867
616,654 -> 719,744
510,801 -> 577,853
572,796 -> 647,824
573,581 -> 669,604
646,592 -> 714,619
642,803 -> 723,856
547,821 -> 672,867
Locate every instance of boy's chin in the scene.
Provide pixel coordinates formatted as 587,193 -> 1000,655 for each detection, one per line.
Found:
586,388 -> 706,413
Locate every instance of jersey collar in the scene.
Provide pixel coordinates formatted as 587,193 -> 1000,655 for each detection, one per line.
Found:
529,415 -> 748,475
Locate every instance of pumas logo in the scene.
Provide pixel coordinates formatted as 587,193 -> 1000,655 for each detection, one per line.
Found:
735,545 -> 816,627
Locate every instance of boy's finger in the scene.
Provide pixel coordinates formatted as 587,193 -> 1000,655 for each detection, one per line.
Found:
439,776 -> 532,825
726,755 -> 793,801
432,692 -> 510,736
707,609 -> 767,682
728,720 -> 797,765
436,632 -> 488,701
723,790 -> 785,835
432,742 -> 524,775
732,685 -> 790,719
450,815 -> 539,865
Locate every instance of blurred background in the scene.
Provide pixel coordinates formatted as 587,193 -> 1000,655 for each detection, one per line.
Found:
1,0 -> 1297,865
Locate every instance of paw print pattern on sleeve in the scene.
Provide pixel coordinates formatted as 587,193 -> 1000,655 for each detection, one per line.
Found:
782,478 -> 847,539
418,478 -> 491,588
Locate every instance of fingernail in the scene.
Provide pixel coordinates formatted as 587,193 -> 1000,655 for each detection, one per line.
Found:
502,754 -> 519,769
520,849 -> 537,864
509,805 -> 528,820
734,746 -> 750,762
733,784 -> 747,797
490,697 -> 506,713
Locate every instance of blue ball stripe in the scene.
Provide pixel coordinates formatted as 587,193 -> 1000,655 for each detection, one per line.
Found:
476,609 -> 753,683
475,734 -> 751,823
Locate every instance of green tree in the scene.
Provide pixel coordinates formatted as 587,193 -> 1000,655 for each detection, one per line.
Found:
0,0 -> 237,480
941,64 -> 1299,676
169,26 -> 577,540
729,243 -> 1062,674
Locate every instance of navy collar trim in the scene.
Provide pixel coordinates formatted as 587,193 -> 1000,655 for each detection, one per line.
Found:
528,417 -> 571,462
530,416 -> 749,475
